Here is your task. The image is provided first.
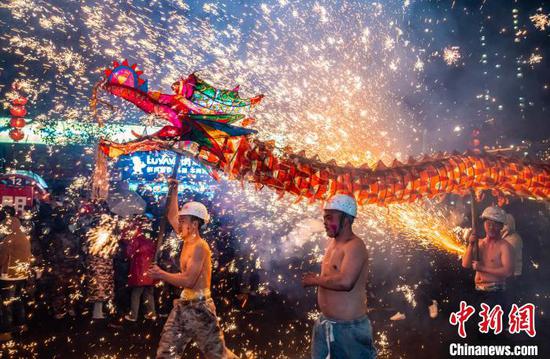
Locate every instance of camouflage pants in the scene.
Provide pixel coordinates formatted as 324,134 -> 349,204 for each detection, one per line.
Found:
156,298 -> 235,359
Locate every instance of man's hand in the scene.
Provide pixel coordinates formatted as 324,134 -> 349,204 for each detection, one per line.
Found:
301,272 -> 319,287
148,264 -> 165,280
167,178 -> 178,185
468,233 -> 478,245
472,261 -> 484,272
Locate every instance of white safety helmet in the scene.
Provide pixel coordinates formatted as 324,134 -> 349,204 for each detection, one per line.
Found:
503,213 -> 516,232
178,201 -> 210,224
324,194 -> 357,217
480,206 -> 506,224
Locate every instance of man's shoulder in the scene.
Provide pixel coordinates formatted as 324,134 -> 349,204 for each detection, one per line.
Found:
196,238 -> 211,252
504,233 -> 522,245
345,236 -> 367,253
499,239 -> 513,251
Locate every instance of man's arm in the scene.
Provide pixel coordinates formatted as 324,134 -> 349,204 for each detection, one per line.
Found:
475,242 -> 514,278
461,233 -> 476,269
151,243 -> 206,288
305,240 -> 366,291
166,179 -> 180,235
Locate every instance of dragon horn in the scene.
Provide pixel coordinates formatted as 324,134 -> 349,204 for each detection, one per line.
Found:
250,94 -> 264,106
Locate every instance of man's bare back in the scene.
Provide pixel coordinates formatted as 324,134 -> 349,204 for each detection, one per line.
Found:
318,236 -> 368,320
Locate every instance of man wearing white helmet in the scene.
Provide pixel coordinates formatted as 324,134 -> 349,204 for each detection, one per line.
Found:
149,179 -> 236,359
461,206 -> 514,309
302,194 -> 376,359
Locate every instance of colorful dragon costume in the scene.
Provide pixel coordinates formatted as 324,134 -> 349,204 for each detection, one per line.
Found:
93,60 -> 262,162
93,61 -> 550,204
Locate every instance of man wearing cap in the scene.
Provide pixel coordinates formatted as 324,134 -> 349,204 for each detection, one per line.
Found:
149,179 -> 236,358
461,206 -> 514,309
301,194 -> 376,359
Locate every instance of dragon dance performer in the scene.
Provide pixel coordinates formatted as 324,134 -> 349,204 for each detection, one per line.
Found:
148,178 -> 237,359
302,195 -> 377,359
461,206 -> 514,305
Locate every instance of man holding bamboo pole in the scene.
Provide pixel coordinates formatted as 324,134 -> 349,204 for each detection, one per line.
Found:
149,178 -> 237,359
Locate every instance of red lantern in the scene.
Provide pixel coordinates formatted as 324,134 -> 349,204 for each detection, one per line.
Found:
9,129 -> 24,142
10,117 -> 26,129
11,97 -> 28,106
9,105 -> 27,117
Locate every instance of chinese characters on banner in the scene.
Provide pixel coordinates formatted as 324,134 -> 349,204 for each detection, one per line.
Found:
450,301 -> 536,338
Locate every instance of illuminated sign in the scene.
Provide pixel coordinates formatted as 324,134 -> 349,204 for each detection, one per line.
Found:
128,153 -> 209,177
0,172 -> 48,213
117,151 -> 215,196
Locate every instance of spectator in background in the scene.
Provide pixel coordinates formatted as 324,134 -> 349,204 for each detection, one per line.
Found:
502,213 -> 523,302
47,210 -> 82,319
502,213 -> 522,277
124,215 -> 157,322
136,184 -> 156,214
0,206 -> 33,341
85,200 -> 116,320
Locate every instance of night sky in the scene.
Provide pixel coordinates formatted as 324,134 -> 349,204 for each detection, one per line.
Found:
0,0 -> 548,157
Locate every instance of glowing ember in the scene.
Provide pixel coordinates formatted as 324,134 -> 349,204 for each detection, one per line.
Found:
86,214 -> 119,258
530,13 -> 549,31
528,53 -> 543,65
443,46 -> 461,66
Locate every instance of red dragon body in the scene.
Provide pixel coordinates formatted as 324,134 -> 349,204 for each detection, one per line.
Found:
94,61 -> 550,205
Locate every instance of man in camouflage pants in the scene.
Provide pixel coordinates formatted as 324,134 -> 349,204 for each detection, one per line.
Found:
149,179 -> 236,358
155,297 -> 230,357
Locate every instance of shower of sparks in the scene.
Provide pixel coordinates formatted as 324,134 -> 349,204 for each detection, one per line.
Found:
443,46 -> 461,66
528,53 -> 543,65
1,260 -> 31,279
396,284 -> 418,308
414,57 -> 425,72
160,232 -> 182,258
65,175 -> 90,201
86,214 -> 119,258
530,12 -> 550,31
374,202 -> 466,255
0,222 -> 10,236
375,331 -> 391,358
0,0 -> 419,163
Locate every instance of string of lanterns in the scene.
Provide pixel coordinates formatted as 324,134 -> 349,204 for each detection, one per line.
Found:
8,82 -> 28,142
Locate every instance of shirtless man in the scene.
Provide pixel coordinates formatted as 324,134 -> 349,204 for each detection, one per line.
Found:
461,206 -> 514,309
149,179 -> 236,358
302,194 -> 376,359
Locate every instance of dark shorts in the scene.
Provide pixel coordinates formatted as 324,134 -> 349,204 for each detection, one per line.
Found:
312,314 -> 377,359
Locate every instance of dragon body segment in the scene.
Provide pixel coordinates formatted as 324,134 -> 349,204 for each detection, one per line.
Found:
94,61 -> 550,204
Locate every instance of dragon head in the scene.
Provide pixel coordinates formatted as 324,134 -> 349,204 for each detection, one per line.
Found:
171,73 -> 196,98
